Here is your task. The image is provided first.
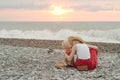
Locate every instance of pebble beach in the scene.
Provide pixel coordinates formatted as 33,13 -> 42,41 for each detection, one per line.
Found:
0,38 -> 120,80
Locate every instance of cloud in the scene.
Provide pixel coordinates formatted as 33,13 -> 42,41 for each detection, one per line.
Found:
0,0 -> 50,10
70,0 -> 120,11
73,5 -> 114,11
0,0 -> 119,12
0,4 -> 50,10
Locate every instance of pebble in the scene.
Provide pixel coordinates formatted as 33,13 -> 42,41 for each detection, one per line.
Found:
0,45 -> 120,80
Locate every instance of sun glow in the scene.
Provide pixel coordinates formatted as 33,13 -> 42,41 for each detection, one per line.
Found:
50,5 -> 73,16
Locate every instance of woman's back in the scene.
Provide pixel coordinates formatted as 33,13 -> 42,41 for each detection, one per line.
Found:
76,44 -> 90,59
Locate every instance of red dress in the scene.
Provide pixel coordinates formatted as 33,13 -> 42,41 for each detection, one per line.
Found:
75,48 -> 98,70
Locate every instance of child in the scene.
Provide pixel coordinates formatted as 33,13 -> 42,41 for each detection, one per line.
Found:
65,36 -> 98,70
62,40 -> 75,67
55,39 -> 74,69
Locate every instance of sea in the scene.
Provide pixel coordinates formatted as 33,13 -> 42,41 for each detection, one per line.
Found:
0,22 -> 120,43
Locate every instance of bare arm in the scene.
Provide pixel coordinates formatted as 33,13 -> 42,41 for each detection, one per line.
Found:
87,44 -> 98,49
65,45 -> 76,62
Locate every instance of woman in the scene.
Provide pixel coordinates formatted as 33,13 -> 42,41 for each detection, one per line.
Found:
65,36 -> 98,70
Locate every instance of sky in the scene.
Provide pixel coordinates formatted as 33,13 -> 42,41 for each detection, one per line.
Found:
0,0 -> 120,21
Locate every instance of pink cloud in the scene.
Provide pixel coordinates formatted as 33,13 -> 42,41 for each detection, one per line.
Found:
0,9 -> 120,21
68,10 -> 120,21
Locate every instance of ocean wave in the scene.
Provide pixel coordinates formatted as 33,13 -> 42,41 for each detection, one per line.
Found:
0,29 -> 120,43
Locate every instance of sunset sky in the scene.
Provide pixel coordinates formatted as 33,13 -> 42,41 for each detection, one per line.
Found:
0,0 -> 120,21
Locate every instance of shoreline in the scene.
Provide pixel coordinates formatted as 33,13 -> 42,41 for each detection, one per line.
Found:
0,38 -> 120,53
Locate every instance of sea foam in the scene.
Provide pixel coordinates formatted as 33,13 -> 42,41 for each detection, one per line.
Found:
0,29 -> 120,43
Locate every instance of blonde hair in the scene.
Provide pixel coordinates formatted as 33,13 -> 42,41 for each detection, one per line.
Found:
68,36 -> 86,45
62,39 -> 71,49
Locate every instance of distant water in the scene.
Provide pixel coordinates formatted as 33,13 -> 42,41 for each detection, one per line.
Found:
0,22 -> 120,43
0,22 -> 120,31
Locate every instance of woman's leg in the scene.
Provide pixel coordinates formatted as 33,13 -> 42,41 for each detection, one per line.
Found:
75,59 -> 89,71
88,48 -> 98,70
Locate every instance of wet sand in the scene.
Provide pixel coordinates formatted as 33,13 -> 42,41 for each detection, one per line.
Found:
0,38 -> 120,80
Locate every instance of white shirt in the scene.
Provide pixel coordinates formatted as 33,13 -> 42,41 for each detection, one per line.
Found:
76,44 -> 90,59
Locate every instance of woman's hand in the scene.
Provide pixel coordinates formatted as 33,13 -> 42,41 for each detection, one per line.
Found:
87,44 -> 98,49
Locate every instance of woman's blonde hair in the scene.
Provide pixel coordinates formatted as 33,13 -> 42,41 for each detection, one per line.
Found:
68,36 -> 86,45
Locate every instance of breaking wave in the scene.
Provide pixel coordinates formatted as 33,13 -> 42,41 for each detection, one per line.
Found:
0,29 -> 120,43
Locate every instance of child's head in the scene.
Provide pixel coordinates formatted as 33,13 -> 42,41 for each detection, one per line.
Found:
62,39 -> 71,49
